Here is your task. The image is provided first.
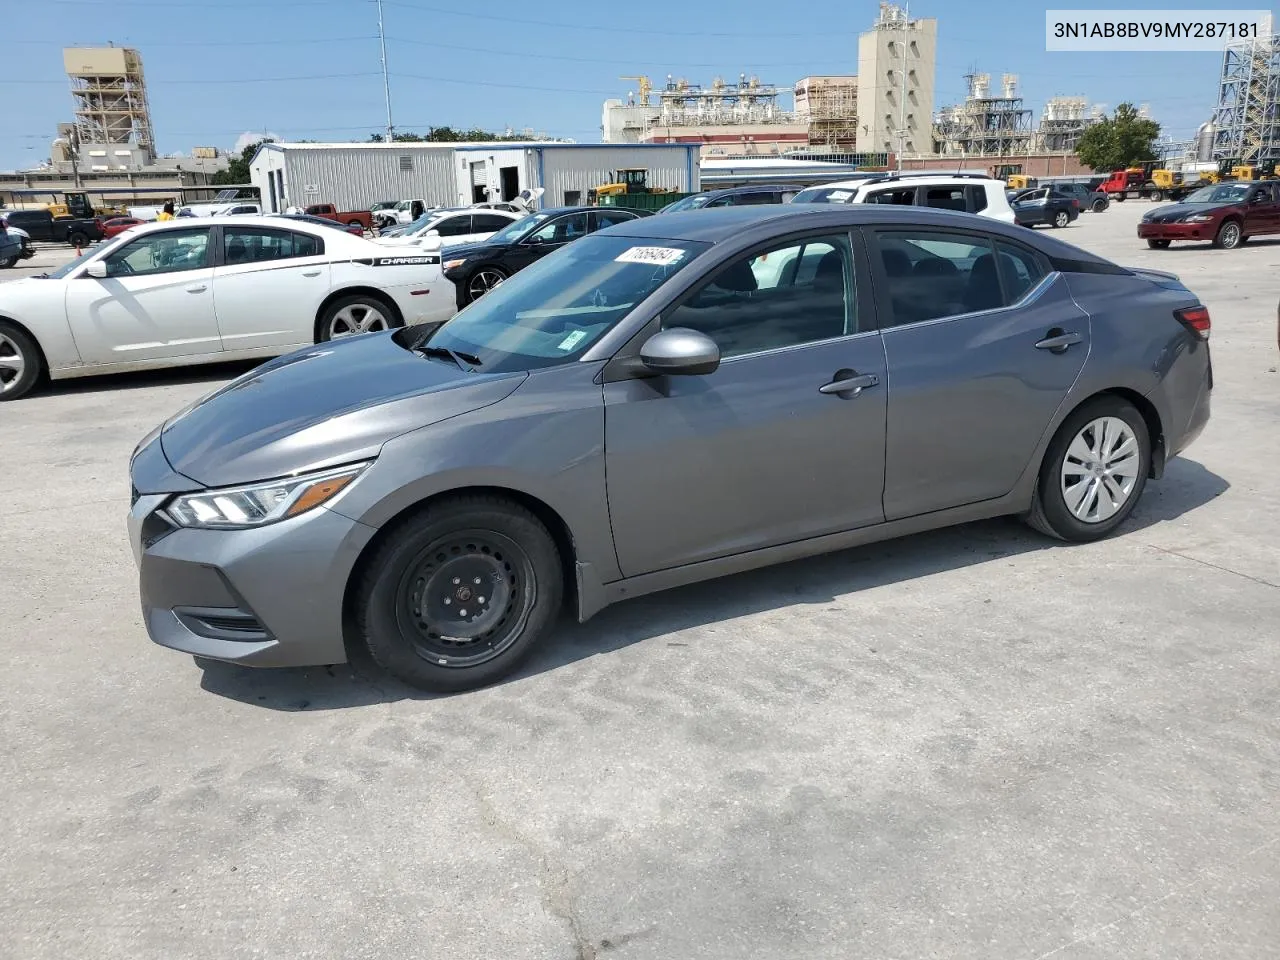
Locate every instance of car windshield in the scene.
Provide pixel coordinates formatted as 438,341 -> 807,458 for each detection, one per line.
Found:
660,194 -> 712,214
791,185 -> 860,203
1185,183 -> 1251,204
485,213 -> 543,244
414,234 -> 710,373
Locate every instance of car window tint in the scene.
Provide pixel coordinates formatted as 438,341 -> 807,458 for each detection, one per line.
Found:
664,234 -> 857,358
433,215 -> 472,237
875,230 -> 1000,326
739,192 -> 776,205
223,227 -> 322,264
923,186 -> 967,212
994,241 -> 1047,303
529,213 -> 588,243
864,188 -> 916,205
593,210 -> 638,229
474,214 -> 515,232
106,228 -> 210,277
967,185 -> 989,212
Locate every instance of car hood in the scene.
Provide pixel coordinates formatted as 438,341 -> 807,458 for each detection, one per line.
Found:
1144,202 -> 1233,222
158,331 -> 526,488
440,240 -> 505,263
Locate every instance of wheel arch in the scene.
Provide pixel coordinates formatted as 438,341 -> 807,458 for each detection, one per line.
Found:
0,314 -> 50,381
1058,387 -> 1166,479
313,286 -> 405,342
340,484 -> 579,658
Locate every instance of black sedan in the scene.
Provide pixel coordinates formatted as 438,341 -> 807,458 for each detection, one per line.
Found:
1011,188 -> 1080,229
267,213 -> 365,236
442,206 -> 647,307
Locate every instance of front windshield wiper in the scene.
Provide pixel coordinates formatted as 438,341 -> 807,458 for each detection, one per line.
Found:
416,345 -> 483,370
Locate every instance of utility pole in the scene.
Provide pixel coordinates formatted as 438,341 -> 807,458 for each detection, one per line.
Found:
376,0 -> 394,142
897,2 -> 910,172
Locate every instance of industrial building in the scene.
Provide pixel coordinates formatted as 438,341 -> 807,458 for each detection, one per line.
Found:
934,73 -> 1034,157
794,76 -> 859,150
856,3 -> 938,156
63,46 -> 155,161
249,141 -> 699,212
1212,25 -> 1280,163
637,74 -> 808,158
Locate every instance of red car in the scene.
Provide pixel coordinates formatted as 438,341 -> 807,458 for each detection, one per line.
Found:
99,216 -> 144,238
1137,180 -> 1280,250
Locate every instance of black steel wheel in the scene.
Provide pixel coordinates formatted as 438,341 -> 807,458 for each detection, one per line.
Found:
357,496 -> 563,692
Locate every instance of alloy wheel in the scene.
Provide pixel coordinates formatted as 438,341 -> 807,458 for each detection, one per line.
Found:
394,530 -> 537,668
1053,210 -> 1069,228
1218,222 -> 1242,249
328,302 -> 388,338
1059,416 -> 1141,523
468,269 -> 506,301
0,332 -> 26,394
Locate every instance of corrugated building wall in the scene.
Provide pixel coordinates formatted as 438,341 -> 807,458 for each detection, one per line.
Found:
535,145 -> 698,206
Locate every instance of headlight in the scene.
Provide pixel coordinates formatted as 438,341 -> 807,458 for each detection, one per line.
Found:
1183,214 -> 1214,223
163,462 -> 369,530
442,258 -> 468,271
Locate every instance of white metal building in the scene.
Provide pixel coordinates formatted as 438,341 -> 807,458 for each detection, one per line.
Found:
250,141 -> 699,213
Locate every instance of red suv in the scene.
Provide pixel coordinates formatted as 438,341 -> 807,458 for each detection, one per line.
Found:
1138,180 -> 1280,250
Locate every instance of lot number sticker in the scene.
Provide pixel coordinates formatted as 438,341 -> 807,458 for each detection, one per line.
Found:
557,330 -> 589,351
615,246 -> 685,266
828,190 -> 852,201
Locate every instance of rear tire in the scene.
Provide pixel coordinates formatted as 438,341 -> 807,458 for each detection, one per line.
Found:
1213,220 -> 1243,250
0,321 -> 46,401
317,293 -> 400,342
1052,210 -> 1070,228
356,496 -> 563,692
347,220 -> 364,231
1025,396 -> 1150,543
1148,190 -> 1163,202
68,231 -> 89,248
1091,198 -> 1107,212
1146,239 -> 1171,249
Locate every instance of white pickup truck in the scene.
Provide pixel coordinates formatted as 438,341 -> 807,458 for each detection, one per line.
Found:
373,199 -> 431,230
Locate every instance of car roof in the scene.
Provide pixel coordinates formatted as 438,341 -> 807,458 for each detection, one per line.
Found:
700,184 -> 804,198
599,203 -> 1085,250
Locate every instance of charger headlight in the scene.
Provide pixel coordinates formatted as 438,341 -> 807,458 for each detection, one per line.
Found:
163,462 -> 369,530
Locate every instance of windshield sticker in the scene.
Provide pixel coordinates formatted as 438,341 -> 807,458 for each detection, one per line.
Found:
828,190 -> 852,201
557,330 -> 588,352
615,245 -> 685,266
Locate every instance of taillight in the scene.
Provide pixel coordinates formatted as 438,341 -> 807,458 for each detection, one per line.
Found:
1175,305 -> 1211,340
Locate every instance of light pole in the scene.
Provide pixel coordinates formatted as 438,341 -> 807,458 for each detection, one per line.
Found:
376,0 -> 394,142
893,39 -> 909,171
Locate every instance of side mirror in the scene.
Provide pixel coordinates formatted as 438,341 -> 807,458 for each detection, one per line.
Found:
85,260 -> 108,279
525,234 -> 545,245
421,232 -> 442,252
639,327 -> 720,376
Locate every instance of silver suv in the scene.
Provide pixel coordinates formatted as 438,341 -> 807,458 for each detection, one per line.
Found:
793,172 -> 1016,224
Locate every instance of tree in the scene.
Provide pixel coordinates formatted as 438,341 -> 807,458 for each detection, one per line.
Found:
211,138 -> 273,184
1075,103 -> 1161,172
367,127 -> 529,143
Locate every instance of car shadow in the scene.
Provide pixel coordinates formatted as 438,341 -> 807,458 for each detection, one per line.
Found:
38,359 -> 262,398
194,457 -> 1229,711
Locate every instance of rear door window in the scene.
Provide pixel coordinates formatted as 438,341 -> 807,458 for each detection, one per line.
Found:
966,185 -> 989,212
863,187 -> 917,206
994,240 -> 1048,302
923,186 -> 968,212
873,230 -> 1001,325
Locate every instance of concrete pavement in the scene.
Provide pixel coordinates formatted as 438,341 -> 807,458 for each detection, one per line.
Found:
2,200 -> 1278,959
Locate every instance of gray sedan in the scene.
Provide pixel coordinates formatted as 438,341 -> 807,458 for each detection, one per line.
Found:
129,205 -> 1212,692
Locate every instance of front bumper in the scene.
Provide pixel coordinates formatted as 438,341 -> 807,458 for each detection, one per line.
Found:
128,492 -> 377,668
1138,222 -> 1211,242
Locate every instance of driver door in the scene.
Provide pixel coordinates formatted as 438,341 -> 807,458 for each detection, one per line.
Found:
507,212 -> 588,271
64,227 -> 220,365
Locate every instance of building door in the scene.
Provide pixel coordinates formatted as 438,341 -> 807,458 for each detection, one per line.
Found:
500,166 -> 519,201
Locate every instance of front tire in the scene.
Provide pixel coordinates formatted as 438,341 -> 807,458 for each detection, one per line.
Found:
1091,198 -> 1107,212
68,231 -> 89,248
356,496 -> 563,692
1214,220 -> 1243,249
1148,190 -> 1163,202
1026,396 -> 1150,542
0,321 -> 46,401
0,255 -> 17,269
1146,239 -> 1171,249
463,266 -> 508,305
1052,210 -> 1070,228
317,293 -> 399,342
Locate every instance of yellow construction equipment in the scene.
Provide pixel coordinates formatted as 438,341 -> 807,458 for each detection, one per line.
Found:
1006,175 -> 1033,190
590,168 -> 672,200
618,76 -> 652,106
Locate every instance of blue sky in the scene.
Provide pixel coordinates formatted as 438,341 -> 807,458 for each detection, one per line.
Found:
4,0 -> 1231,169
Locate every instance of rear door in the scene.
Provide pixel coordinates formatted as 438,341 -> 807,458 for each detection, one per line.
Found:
869,227 -> 1090,520
508,212 -> 588,270
471,213 -> 518,242
589,209 -> 639,232
212,225 -> 330,350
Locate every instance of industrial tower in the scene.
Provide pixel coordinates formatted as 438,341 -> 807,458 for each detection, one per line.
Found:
933,73 -> 1034,157
855,3 -> 938,157
1211,21 -> 1280,163
63,46 -> 155,156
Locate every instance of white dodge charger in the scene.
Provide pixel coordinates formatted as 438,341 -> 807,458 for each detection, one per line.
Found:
0,216 -> 455,400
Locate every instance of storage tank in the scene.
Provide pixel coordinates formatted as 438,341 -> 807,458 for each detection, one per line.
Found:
1195,121 -> 1216,162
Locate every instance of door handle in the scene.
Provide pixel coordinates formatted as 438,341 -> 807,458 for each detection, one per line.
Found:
185,284 -> 207,293
819,371 -> 879,397
302,269 -> 322,277
1035,329 -> 1082,353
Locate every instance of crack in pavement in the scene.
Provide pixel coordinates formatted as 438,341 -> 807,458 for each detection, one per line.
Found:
1139,540 -> 1280,590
